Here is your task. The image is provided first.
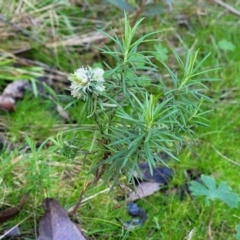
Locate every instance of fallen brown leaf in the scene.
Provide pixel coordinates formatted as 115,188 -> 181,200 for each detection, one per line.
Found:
127,182 -> 161,202
37,198 -> 86,240
0,95 -> 15,111
127,162 -> 174,201
2,80 -> 29,99
0,193 -> 29,224
0,80 -> 30,111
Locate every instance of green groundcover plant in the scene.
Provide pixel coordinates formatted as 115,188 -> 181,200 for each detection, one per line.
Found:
190,175 -> 239,240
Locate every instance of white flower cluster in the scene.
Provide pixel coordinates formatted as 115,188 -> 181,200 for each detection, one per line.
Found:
68,66 -> 105,100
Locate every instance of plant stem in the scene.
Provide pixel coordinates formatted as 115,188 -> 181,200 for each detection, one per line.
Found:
208,201 -> 215,240
68,163 -> 106,217
68,144 -> 109,216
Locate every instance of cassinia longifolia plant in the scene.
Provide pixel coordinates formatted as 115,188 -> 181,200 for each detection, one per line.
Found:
60,14 -> 214,190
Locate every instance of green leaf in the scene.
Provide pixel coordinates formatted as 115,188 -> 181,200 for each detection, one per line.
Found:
153,44 -> 169,62
128,53 -> 146,67
106,0 -> 135,11
218,39 -> 235,52
143,3 -> 167,16
190,175 -> 239,208
138,74 -> 152,87
236,224 -> 240,240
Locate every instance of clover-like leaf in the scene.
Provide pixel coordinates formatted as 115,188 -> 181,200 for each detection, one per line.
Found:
236,224 -> 240,240
218,39 -> 235,52
153,44 -> 169,62
190,175 -> 239,208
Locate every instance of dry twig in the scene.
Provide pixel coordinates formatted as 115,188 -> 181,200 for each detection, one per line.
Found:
213,0 -> 240,17
0,193 -> 29,223
211,145 -> 240,167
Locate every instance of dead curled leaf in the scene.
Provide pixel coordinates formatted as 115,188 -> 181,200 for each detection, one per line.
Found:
2,80 -> 29,98
135,162 -> 174,184
0,193 -> 29,224
37,198 -> 86,240
3,225 -> 20,238
56,104 -> 70,121
127,182 -> 162,202
127,162 -> 174,202
0,95 -> 15,111
0,80 -> 30,111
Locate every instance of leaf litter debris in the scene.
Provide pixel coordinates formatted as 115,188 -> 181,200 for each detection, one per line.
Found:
127,162 -> 174,202
37,198 -> 86,240
0,193 -> 29,224
0,80 -> 30,111
118,162 -> 174,230
122,163 -> 204,230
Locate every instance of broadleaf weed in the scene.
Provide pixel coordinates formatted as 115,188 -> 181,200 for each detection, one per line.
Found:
190,175 -> 239,239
